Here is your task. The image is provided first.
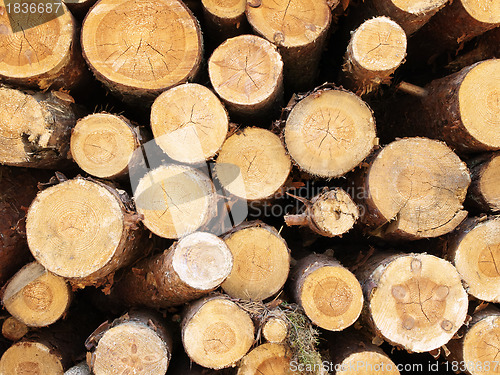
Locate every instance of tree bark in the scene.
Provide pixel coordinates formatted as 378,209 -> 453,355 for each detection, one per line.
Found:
466,152 -> 500,213
237,343 -> 293,375
64,361 -> 92,375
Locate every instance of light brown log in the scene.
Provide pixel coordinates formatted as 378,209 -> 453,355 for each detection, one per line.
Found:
246,0 -> 332,91
284,87 -> 377,178
466,152 -> 500,213
356,137 -> 470,240
215,127 -> 291,201
110,232 -> 233,308
237,343 -> 293,375
221,221 -> 290,301
0,1 -> 87,90
262,312 -> 289,343
134,164 -> 218,239
182,295 -> 255,369
81,0 -> 203,104
150,83 -> 228,164
356,252 -> 468,352
284,188 -> 359,237
1,317 -> 28,342
340,17 -> 407,95
86,311 -> 172,375
0,86 -> 78,168
290,253 -> 363,331
201,0 -> 248,41
26,177 -> 144,288
70,113 -> 149,179
2,262 -> 71,327
209,35 -> 283,122
444,216 -> 500,303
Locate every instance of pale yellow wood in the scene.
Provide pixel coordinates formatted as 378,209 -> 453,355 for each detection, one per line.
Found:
202,0 -> 245,19
2,317 -> 28,341
0,341 -> 64,375
461,0 -> 500,24
237,343 -> 293,375
262,318 -> 288,343
337,351 -> 400,375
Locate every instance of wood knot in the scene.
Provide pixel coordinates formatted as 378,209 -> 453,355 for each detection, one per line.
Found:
273,31 -> 285,45
248,0 -> 262,7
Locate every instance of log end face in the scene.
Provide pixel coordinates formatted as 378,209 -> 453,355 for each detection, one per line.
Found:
312,188 -> 359,236
463,315 -> 500,375
237,343 -> 292,375
337,351 -> 400,375
460,0 -> 500,24
389,0 -> 448,15
0,341 -> 64,375
480,154 -> 500,211
202,0 -> 246,20
262,318 -> 288,343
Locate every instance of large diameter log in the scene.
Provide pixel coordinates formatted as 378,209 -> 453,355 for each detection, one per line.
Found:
290,254 -> 363,331
246,0 -> 332,91
356,137 -> 470,240
284,87 -> 377,178
134,165 -> 218,239
26,178 -> 144,288
150,83 -> 228,164
466,152 -> 500,213
444,216 -> 500,302
356,253 -> 468,353
0,87 -> 77,168
81,0 -> 203,104
262,315 -> 289,344
182,295 -> 255,369
2,262 -> 71,327
0,1 -> 86,90
86,311 -> 172,375
215,127 -> 291,201
237,343 -> 293,375
201,0 -> 248,41
221,222 -> 290,301
111,232 -> 233,308
340,17 -> 407,96
208,35 -> 283,122
70,113 -> 149,179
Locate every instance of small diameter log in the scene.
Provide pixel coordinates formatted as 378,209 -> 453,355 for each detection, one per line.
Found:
201,0 -> 248,41
0,87 -> 77,168
246,0 -> 332,91
2,262 -> 71,328
215,127 -> 291,201
221,222 -> 290,301
356,137 -> 470,240
340,17 -> 407,96
0,1 -> 86,90
284,188 -> 359,237
150,83 -> 229,164
70,113 -> 148,179
134,165 -> 218,239
419,59 -> 500,153
2,317 -> 28,342
237,343 -> 293,375
444,216 -> 500,303
65,361 -> 92,375
63,0 -> 98,19
86,311 -> 172,375
26,178 -> 143,288
262,314 -> 289,343
182,295 -> 255,369
446,307 -> 500,375
208,35 -> 283,122
111,232 -> 233,308
356,253 -> 468,352
81,0 -> 203,104
290,253 -> 363,331
466,152 -> 500,212
284,88 -> 377,178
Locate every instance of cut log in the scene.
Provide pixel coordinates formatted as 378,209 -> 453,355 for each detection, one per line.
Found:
86,311 -> 172,375
340,17 -> 407,95
0,87 -> 78,169
81,0 -> 203,104
1,317 -> 28,342
237,343 -> 293,375
201,0 -> 248,42
444,216 -> 500,303
63,0 -> 98,19
64,361 -> 92,375
356,137 -> 470,240
466,152 -> 500,213
26,177 -> 144,288
182,295 -> 255,369
2,262 -> 71,328
221,221 -> 290,301
110,232 -> 233,308
208,35 -> 283,122
150,83 -> 228,164
446,306 -> 500,375
70,113 -> 148,179
246,0 -> 332,91
0,1 -> 86,90
0,340 -> 66,374
262,314 -> 289,343
356,252 -> 468,352
368,0 -> 447,35
134,164 -> 218,239
284,87 -> 377,178
284,188 -> 359,237
215,127 -> 291,201
290,253 -> 363,331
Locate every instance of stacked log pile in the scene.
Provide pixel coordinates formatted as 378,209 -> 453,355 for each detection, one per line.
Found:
0,0 -> 498,374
